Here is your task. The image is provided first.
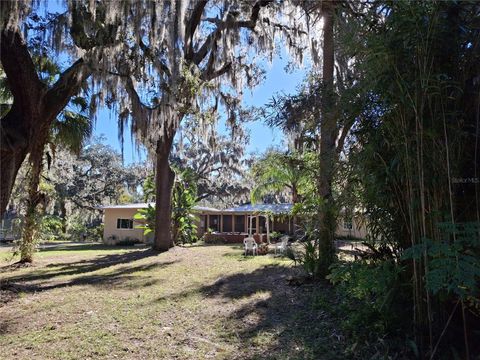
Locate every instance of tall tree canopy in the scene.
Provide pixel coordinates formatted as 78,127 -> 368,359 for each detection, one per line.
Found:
0,0 -> 120,216
89,0 -> 316,250
2,0 -> 320,251
172,115 -> 252,206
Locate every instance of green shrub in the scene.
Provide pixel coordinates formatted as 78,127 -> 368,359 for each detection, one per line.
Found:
327,260 -> 406,340
68,221 -> 103,242
403,222 -> 480,314
39,215 -> 64,242
204,236 -> 227,245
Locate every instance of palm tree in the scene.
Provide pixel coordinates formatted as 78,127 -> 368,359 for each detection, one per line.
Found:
251,151 -> 311,205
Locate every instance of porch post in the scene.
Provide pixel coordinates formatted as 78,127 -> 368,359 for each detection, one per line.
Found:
244,215 -> 247,233
266,215 -> 270,244
220,214 -> 223,232
207,214 -> 210,231
256,215 -> 259,235
232,215 -> 236,233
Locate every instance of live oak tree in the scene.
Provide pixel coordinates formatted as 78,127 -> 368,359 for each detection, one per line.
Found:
1,53 -> 95,262
171,115 -> 251,206
96,0 -> 315,251
0,0 -> 120,217
10,138 -> 146,238
2,0 -> 319,253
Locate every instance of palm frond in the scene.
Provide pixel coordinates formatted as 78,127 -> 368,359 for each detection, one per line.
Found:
52,111 -> 93,155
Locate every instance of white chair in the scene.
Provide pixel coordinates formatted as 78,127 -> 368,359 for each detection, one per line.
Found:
274,235 -> 289,255
243,237 -> 258,256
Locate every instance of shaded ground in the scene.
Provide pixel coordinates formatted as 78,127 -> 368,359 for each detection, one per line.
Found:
0,243 -> 354,359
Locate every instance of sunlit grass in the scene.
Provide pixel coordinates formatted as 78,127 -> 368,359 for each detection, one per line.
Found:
0,243 -> 349,359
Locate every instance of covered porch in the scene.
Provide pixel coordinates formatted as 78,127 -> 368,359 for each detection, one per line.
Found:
200,203 -> 294,244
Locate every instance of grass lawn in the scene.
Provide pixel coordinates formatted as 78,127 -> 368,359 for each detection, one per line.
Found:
0,243 -> 352,359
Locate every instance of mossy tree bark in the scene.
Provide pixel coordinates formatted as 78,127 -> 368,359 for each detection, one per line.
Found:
19,146 -> 45,263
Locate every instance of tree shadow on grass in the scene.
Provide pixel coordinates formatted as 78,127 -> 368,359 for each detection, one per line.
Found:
199,265 -> 348,360
151,263 -> 348,359
0,249 -> 176,304
37,243 -> 147,253
2,248 -> 158,280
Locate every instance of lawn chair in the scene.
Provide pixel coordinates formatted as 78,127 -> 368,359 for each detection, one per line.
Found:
243,237 -> 258,256
274,235 -> 289,255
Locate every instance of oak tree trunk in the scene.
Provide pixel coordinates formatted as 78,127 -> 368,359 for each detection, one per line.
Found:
153,132 -> 176,251
19,147 -> 45,263
0,29 -> 91,217
0,107 -> 30,216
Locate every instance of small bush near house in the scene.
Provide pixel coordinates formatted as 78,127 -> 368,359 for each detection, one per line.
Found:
69,221 -> 103,242
39,215 -> 65,242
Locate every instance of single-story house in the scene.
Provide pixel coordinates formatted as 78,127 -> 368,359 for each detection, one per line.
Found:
102,203 -> 220,245
198,203 -> 368,242
102,202 -> 368,245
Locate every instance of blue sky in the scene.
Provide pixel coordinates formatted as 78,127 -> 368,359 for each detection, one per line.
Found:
40,1 -> 308,164
94,55 -> 307,164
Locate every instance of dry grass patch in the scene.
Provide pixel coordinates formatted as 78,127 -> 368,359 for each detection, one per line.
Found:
0,243 -> 349,359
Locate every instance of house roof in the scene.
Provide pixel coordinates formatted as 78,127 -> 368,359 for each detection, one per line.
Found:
101,203 -> 220,212
224,203 -> 293,214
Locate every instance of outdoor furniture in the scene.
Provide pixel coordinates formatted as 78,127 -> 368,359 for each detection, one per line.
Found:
243,237 -> 258,256
274,235 -> 289,255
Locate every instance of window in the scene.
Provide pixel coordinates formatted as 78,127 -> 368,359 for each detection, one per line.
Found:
235,215 -> 245,233
343,218 -> 353,230
209,215 -> 219,232
117,218 -> 133,229
223,215 -> 232,232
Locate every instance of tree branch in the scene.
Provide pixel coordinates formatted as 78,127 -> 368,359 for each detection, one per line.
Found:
336,118 -> 356,155
43,59 -> 92,119
0,29 -> 44,112
192,0 -> 273,65
202,62 -> 232,81
185,0 -> 208,61
139,39 -> 171,76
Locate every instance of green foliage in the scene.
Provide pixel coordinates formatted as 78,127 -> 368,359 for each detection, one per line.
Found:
285,224 -> 322,278
403,222 -> 480,308
133,205 -> 155,236
142,175 -> 156,202
172,168 -> 198,245
336,0 -> 480,353
68,220 -> 103,242
251,150 -> 316,204
39,215 -> 64,242
52,108 -> 92,155
289,191 -> 339,278
269,231 -> 281,241
328,260 -> 406,339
